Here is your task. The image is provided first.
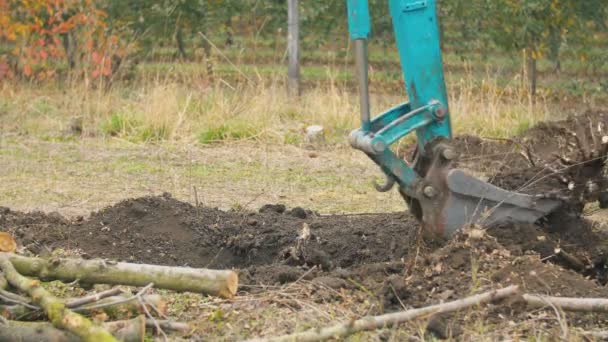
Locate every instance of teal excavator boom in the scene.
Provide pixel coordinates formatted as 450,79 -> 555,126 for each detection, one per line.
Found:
346,0 -> 562,238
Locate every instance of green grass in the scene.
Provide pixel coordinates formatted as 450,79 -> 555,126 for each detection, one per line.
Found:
197,122 -> 260,144
101,112 -> 132,136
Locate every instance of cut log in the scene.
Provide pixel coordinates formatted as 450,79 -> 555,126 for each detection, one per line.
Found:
0,254 -> 117,342
248,285 -> 519,342
5,253 -> 238,298
523,294 -> 608,312
0,316 -> 145,342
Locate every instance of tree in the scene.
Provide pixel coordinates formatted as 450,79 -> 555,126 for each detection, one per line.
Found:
0,0 -> 123,81
486,0 -> 608,98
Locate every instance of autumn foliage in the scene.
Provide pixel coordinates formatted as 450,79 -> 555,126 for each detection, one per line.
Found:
0,0 -> 124,81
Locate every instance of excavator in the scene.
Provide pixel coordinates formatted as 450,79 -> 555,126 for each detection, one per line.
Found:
346,0 -> 563,238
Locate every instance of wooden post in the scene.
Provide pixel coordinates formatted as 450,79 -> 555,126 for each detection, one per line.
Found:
287,0 -> 300,97
526,47 -> 537,101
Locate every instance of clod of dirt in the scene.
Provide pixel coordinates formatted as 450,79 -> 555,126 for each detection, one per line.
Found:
258,204 -> 286,214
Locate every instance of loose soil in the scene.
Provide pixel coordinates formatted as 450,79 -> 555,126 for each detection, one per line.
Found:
2,110 -> 608,338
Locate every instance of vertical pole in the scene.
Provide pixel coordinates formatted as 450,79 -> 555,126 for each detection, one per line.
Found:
347,0 -> 372,132
287,0 -> 300,97
354,39 -> 371,132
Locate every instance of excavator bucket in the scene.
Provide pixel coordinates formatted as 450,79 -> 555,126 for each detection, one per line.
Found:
417,169 -> 563,238
404,143 -> 563,238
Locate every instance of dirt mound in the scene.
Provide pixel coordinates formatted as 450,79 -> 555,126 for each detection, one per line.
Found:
2,194 -> 419,272
3,194 -> 607,290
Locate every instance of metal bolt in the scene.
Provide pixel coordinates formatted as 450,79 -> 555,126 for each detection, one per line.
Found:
372,140 -> 386,153
423,185 -> 438,198
434,106 -> 447,119
442,148 -> 456,160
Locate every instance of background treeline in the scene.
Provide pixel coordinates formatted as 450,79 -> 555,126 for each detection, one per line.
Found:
1,0 -> 607,100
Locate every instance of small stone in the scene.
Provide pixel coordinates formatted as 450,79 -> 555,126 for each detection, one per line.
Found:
247,218 -> 258,226
304,125 -> 325,147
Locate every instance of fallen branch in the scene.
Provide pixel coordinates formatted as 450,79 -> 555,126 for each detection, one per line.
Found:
72,283 -> 152,312
65,287 -> 124,308
248,285 -> 519,342
583,330 -> 608,340
523,294 -> 608,312
0,254 -> 117,342
553,248 -> 586,272
0,316 -> 145,342
138,294 -> 167,340
1,294 -> 166,320
0,288 -> 38,309
74,294 -> 166,317
5,253 -> 238,298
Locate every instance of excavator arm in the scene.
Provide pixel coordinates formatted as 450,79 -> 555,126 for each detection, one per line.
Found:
346,0 -> 562,238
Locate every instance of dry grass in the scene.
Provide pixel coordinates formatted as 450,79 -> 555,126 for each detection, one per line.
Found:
0,64 -> 552,146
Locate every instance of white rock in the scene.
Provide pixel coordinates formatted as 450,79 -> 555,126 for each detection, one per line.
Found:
305,125 -> 325,146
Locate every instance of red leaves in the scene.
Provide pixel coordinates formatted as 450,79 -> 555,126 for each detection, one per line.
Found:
23,64 -> 33,77
0,0 -> 123,80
